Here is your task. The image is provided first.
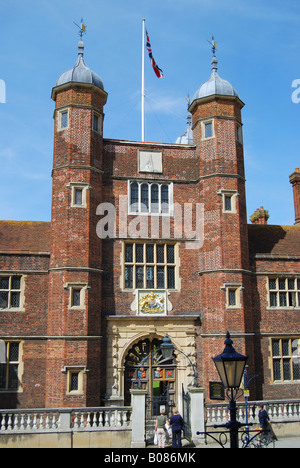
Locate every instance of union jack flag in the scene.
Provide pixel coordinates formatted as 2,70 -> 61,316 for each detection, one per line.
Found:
145,29 -> 164,78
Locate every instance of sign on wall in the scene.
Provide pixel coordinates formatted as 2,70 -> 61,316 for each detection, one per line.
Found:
139,151 -> 162,173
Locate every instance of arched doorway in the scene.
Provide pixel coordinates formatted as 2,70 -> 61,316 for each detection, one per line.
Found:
124,337 -> 177,416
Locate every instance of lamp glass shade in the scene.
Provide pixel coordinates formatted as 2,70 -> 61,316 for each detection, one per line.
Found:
214,358 -> 247,389
212,332 -> 248,389
160,334 -> 174,360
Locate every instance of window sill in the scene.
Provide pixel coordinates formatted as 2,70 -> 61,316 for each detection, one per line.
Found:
0,389 -> 22,393
0,308 -> 25,312
128,212 -> 173,217
271,380 -> 300,385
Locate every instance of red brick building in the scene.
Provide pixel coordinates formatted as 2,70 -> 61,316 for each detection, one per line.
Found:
0,41 -> 299,410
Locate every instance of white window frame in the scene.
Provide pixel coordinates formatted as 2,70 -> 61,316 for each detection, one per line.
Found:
271,338 -> 300,383
122,242 -> 178,291
0,341 -> 23,393
217,189 -> 239,214
221,283 -> 243,309
92,111 -> 102,135
64,282 -> 89,310
201,119 -> 215,140
57,107 -> 69,131
62,366 -> 87,395
0,275 -> 25,311
128,181 -> 173,216
67,182 -> 91,208
267,277 -> 300,309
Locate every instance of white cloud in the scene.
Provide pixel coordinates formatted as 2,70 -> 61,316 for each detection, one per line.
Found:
0,147 -> 17,160
145,92 -> 185,118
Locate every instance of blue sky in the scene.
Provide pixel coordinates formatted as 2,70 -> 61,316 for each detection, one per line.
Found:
1,0 -> 299,225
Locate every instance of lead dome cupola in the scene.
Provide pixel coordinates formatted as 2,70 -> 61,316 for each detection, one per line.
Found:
55,40 -> 105,91
175,112 -> 193,145
192,53 -> 239,102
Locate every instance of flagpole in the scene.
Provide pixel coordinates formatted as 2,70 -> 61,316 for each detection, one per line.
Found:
141,18 -> 145,142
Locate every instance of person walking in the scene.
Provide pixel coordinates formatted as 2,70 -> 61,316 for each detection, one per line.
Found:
258,405 -> 270,434
169,409 -> 184,448
258,404 -> 277,443
155,409 -> 169,448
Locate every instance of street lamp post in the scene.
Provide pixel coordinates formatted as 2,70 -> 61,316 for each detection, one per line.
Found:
212,332 -> 248,448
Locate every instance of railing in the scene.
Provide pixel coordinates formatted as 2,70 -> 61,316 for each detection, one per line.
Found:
206,399 -> 300,426
0,400 -> 299,436
0,407 -> 132,433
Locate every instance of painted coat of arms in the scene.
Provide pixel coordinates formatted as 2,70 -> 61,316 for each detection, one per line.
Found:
138,291 -> 166,315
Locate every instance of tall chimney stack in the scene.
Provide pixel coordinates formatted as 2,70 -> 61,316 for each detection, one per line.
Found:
250,206 -> 269,225
289,168 -> 300,226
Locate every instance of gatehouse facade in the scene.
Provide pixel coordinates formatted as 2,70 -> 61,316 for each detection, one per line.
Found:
0,38 -> 299,414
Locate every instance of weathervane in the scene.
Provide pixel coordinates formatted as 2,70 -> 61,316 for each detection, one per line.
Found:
186,95 -> 190,109
207,35 -> 217,56
73,18 -> 87,39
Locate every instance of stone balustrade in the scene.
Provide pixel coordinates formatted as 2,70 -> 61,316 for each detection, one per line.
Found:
0,407 -> 132,433
206,399 -> 300,426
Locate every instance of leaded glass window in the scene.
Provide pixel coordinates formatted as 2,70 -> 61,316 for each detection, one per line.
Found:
268,277 -> 300,308
0,342 -> 20,390
271,338 -> 300,382
129,182 -> 172,215
123,243 -> 177,290
0,276 -> 22,310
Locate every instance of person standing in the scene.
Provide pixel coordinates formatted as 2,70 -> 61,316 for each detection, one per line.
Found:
169,409 -> 184,448
155,409 -> 169,448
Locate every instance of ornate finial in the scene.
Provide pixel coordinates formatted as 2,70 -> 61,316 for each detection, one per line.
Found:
186,95 -> 191,108
73,18 -> 87,39
207,35 -> 218,74
207,35 -> 217,56
186,95 -> 192,126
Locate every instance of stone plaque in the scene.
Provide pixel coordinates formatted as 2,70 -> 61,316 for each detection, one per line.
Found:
139,151 -> 162,173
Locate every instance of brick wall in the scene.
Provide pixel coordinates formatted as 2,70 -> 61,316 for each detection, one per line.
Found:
0,73 -> 299,410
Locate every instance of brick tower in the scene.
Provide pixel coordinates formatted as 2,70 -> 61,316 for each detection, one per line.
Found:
189,50 -> 253,388
46,40 -> 107,407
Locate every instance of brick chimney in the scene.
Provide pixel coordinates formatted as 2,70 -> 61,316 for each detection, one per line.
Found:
289,168 -> 300,226
250,206 -> 269,225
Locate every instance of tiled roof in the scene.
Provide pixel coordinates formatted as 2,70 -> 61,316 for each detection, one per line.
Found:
248,224 -> 300,257
0,221 -> 299,258
0,221 -> 51,254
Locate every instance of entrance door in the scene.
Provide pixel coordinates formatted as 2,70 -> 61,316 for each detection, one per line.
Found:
152,381 -> 170,416
124,337 -> 176,417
